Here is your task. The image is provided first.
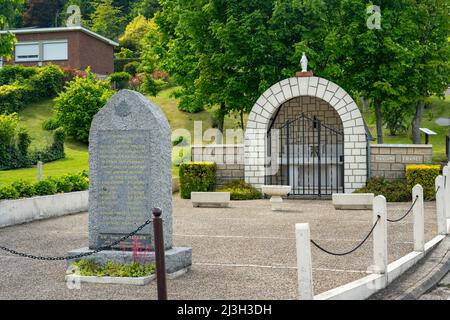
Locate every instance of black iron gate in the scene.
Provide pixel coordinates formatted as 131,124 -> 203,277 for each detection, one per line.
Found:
265,113 -> 344,197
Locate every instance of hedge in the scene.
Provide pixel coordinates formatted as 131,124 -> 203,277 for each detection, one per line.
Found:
406,165 -> 441,200
0,65 -> 38,85
179,162 -> 217,199
354,177 -> 410,202
0,114 -> 66,170
217,180 -> 262,200
0,171 -> 89,200
0,65 -> 65,114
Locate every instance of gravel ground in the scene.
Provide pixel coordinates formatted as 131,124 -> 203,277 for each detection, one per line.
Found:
0,197 -> 438,300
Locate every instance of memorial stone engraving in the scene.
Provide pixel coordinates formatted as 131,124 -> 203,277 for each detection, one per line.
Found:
88,90 -> 172,250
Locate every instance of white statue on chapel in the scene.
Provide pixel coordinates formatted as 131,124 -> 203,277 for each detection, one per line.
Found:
300,52 -> 308,73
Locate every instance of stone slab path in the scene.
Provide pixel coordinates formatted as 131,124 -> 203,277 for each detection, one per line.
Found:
0,197 -> 438,300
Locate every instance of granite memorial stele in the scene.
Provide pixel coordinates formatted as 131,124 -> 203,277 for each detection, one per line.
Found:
68,90 -> 192,275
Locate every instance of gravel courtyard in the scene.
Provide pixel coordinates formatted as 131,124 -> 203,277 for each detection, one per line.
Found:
0,197 -> 438,300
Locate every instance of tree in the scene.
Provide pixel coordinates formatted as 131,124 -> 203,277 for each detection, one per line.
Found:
401,0 -> 449,144
298,0 -> 419,144
23,0 -> 65,28
90,0 -> 126,40
119,15 -> 154,52
0,0 -> 24,28
54,69 -> 114,143
130,0 -> 160,19
156,0 -> 315,136
0,0 -> 24,58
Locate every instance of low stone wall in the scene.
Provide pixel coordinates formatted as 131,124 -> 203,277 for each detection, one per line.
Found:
371,144 -> 433,180
0,191 -> 88,228
192,145 -> 244,188
192,143 -> 434,187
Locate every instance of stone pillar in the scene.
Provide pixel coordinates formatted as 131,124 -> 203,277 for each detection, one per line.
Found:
371,195 -> 388,274
413,185 -> 425,252
296,223 -> 314,300
435,176 -> 446,235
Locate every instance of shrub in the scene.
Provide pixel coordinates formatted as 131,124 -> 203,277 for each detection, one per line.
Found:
123,61 -> 140,76
108,72 -> 132,90
179,162 -> 217,199
0,113 -> 32,169
42,117 -> 60,131
139,73 -> 164,97
354,177 -> 410,202
217,180 -> 262,200
406,165 -> 441,200
34,179 -> 58,196
72,259 -> 155,278
0,84 -> 24,113
129,74 -> 144,90
32,128 -> 66,163
55,175 -> 74,193
65,172 -> 89,191
0,65 -> 38,85
0,65 -> 65,114
61,67 -> 87,83
54,71 -> 114,143
0,171 -> 89,200
0,185 -> 20,200
11,180 -> 35,198
29,65 -> 65,98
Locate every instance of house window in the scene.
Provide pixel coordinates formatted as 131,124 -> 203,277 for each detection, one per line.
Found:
14,40 -> 68,63
43,41 -> 68,61
15,43 -> 40,62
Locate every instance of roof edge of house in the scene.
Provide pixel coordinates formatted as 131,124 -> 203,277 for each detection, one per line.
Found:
0,26 -> 119,47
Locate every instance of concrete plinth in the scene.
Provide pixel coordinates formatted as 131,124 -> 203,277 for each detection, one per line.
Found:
67,247 -> 192,274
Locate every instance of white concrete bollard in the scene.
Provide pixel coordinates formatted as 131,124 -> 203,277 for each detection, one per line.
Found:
435,176 -> 447,235
295,223 -> 314,300
443,166 -> 450,219
371,195 -> 388,274
37,161 -> 43,182
413,184 -> 425,252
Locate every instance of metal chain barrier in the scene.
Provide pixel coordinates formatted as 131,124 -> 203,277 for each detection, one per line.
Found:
310,215 -> 381,256
0,220 -> 152,261
387,195 -> 419,223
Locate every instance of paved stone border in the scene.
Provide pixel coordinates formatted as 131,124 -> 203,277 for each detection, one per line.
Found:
369,235 -> 450,300
314,234 -> 446,300
65,273 -> 156,286
245,77 -> 367,193
65,267 -> 190,286
0,191 -> 88,228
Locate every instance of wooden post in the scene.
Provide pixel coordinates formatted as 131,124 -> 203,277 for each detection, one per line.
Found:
435,176 -> 446,235
152,208 -> 168,300
295,223 -> 314,300
413,185 -> 424,252
372,196 -> 388,274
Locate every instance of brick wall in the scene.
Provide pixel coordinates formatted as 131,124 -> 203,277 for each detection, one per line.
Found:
371,144 -> 433,180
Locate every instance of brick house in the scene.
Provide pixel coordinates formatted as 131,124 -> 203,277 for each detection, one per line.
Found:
0,26 -> 119,76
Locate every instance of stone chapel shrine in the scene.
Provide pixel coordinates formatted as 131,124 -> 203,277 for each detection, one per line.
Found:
244,55 -> 370,197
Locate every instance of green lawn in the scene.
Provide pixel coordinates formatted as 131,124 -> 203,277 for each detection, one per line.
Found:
365,95 -> 450,162
0,87 -> 246,187
1,89 -> 448,187
0,99 -> 89,186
